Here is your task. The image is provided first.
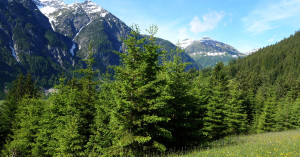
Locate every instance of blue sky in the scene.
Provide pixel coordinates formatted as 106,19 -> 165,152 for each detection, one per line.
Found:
65,0 -> 300,53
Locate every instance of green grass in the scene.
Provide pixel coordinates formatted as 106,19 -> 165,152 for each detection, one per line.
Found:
0,100 -> 4,106
171,129 -> 300,157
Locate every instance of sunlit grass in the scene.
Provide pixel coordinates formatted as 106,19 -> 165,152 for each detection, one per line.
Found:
170,129 -> 300,157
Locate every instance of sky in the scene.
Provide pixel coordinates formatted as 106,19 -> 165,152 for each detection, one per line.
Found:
64,0 -> 300,53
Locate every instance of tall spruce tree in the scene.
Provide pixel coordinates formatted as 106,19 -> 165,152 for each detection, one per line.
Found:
257,91 -> 278,133
105,25 -> 171,156
0,73 -> 39,150
160,48 -> 203,148
203,62 -> 229,139
2,98 -> 45,156
33,46 -> 98,156
224,83 -> 247,135
86,72 -> 116,156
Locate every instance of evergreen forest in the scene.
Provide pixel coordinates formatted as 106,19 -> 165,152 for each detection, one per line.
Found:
0,26 -> 299,156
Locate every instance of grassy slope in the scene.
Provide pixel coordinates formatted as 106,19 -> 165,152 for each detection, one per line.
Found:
174,129 -> 300,157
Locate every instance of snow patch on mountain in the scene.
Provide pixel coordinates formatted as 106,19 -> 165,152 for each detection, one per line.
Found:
73,20 -> 93,40
9,42 -> 19,62
205,52 -> 226,56
179,38 -> 195,49
179,37 -> 217,49
190,51 -> 227,56
81,0 -> 106,15
70,42 -> 76,56
34,0 -> 67,16
36,0 -> 108,18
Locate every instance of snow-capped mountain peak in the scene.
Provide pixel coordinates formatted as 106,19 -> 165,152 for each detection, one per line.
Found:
37,0 -> 109,19
34,0 -> 67,16
179,38 -> 195,49
81,0 -> 107,15
200,36 -> 214,41
179,37 -> 216,49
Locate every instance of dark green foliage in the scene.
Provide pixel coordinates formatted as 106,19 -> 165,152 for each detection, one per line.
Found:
160,48 -> 203,148
203,62 -> 229,139
0,73 -> 39,150
2,98 -> 45,156
33,48 -> 98,156
44,30 -> 68,50
224,83 -> 247,135
227,31 -> 300,133
102,26 -> 171,156
86,74 -> 116,155
0,26 -> 299,156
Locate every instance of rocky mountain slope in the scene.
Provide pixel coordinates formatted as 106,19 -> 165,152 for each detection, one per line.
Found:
179,37 -> 245,67
35,0 -> 196,71
0,0 -> 82,96
0,0 -> 196,97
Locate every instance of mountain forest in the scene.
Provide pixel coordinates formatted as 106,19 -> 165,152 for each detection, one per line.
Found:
0,25 -> 299,156
0,0 -> 299,156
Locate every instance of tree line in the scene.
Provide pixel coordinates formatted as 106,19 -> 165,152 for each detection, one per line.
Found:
0,26 -> 299,156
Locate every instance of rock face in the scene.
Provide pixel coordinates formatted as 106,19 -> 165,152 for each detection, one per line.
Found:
179,37 -> 245,68
0,0 -> 81,89
35,0 -> 133,71
0,0 -> 197,97
37,0 -> 196,71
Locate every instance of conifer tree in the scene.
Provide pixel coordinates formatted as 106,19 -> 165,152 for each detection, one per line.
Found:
34,46 -> 98,156
1,98 -> 45,156
224,83 -> 247,135
86,72 -> 116,156
106,25 -> 171,156
0,73 -> 39,150
257,92 -> 277,133
203,62 -> 229,139
290,97 -> 300,127
160,48 -> 203,147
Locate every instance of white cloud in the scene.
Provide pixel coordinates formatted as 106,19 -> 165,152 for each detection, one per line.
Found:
243,0 -> 300,34
190,11 -> 225,33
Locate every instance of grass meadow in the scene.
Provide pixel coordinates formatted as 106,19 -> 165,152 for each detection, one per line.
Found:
169,129 -> 300,157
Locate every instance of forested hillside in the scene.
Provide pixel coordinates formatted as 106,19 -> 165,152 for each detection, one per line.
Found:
0,28 -> 299,156
229,31 -> 300,86
227,31 -> 300,133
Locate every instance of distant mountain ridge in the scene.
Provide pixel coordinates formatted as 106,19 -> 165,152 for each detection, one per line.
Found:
0,0 -> 196,98
35,0 -> 196,70
0,0 -> 82,95
179,37 -> 245,67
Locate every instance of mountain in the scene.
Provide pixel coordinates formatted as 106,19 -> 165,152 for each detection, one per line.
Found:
0,0 -> 82,98
33,0 -> 128,71
179,37 -> 245,68
0,0 -> 197,98
35,0 -> 197,71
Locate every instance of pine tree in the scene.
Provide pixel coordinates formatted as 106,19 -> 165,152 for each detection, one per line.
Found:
203,62 -> 229,140
1,98 -> 45,156
257,92 -> 277,133
105,25 -> 171,156
33,46 -> 98,156
224,83 -> 247,135
290,97 -> 300,128
160,48 -> 203,148
0,73 -> 39,150
86,72 -> 116,156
